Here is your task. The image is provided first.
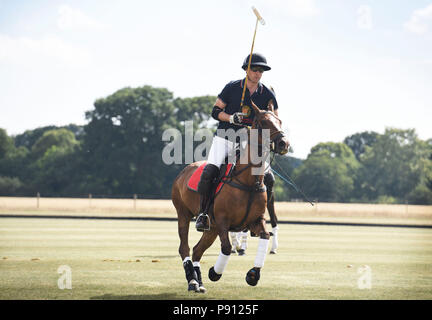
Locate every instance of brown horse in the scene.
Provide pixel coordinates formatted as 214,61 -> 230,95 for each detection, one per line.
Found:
171,101 -> 289,292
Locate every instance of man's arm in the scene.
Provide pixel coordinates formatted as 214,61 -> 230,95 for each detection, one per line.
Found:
214,98 -> 231,122
211,98 -> 243,125
216,99 -> 244,124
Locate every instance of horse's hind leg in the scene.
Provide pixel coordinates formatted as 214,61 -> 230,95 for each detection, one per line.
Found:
191,228 -> 218,293
175,201 -> 193,261
174,199 -> 199,292
246,218 -> 270,286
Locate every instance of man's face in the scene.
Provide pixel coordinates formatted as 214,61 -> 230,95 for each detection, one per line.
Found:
247,66 -> 264,83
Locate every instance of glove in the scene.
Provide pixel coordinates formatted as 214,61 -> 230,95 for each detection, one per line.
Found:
229,112 -> 244,125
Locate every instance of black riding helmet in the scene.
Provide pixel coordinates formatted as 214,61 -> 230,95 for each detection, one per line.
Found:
242,53 -> 271,71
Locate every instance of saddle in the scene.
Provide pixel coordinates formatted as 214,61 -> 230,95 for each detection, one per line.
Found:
187,145 -> 267,232
187,161 -> 234,197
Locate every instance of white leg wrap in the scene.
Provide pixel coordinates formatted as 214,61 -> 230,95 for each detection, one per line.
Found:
214,252 -> 230,274
230,232 -> 239,250
193,261 -> 200,268
254,238 -> 269,268
240,231 -> 248,250
183,257 -> 192,264
271,226 -> 279,252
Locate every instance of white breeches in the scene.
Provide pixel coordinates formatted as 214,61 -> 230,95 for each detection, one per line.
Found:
207,136 -> 236,168
207,135 -> 271,173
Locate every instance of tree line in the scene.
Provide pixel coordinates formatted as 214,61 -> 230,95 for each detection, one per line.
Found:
1,85 -> 431,204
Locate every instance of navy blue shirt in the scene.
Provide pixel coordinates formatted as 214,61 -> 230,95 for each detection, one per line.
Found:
217,78 -> 278,132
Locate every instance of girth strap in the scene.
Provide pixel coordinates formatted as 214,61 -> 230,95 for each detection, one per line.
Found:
227,178 -> 266,232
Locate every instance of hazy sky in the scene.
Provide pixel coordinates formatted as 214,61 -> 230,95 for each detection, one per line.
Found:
1,0 -> 431,159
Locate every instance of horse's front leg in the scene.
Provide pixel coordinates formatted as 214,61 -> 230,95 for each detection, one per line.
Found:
246,217 -> 270,286
267,193 -> 279,254
265,171 -> 278,254
208,222 -> 231,282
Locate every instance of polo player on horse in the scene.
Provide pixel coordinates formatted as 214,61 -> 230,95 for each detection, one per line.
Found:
195,53 -> 279,234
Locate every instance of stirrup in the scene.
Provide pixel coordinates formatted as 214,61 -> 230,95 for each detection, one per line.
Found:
196,213 -> 210,232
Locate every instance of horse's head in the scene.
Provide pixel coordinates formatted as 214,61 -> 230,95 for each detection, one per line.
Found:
250,100 -> 290,155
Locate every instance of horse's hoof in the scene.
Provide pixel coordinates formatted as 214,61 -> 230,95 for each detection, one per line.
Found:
198,286 -> 207,293
188,279 -> 200,292
237,249 -> 245,256
245,267 -> 261,286
270,250 -> 277,254
208,266 -> 222,282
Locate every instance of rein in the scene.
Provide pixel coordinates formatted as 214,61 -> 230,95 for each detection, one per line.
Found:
220,119 -> 280,232
228,110 -> 282,188
254,111 -> 285,144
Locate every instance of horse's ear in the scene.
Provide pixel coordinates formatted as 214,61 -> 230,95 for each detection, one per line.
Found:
250,100 -> 261,115
267,99 -> 274,113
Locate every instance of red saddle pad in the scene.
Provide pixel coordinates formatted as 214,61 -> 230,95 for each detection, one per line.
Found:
187,162 -> 234,196
187,162 -> 207,192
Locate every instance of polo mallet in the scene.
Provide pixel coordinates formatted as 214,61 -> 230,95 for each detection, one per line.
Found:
240,6 -> 266,109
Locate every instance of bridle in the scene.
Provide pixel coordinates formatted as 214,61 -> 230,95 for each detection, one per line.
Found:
252,111 -> 286,150
230,110 -> 286,178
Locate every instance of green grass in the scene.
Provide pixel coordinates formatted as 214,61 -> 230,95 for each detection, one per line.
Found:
0,217 -> 431,300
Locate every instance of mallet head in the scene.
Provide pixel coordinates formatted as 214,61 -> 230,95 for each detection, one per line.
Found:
252,6 -> 265,25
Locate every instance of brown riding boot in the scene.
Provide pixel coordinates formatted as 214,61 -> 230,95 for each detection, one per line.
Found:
196,164 -> 219,232
196,196 -> 210,232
